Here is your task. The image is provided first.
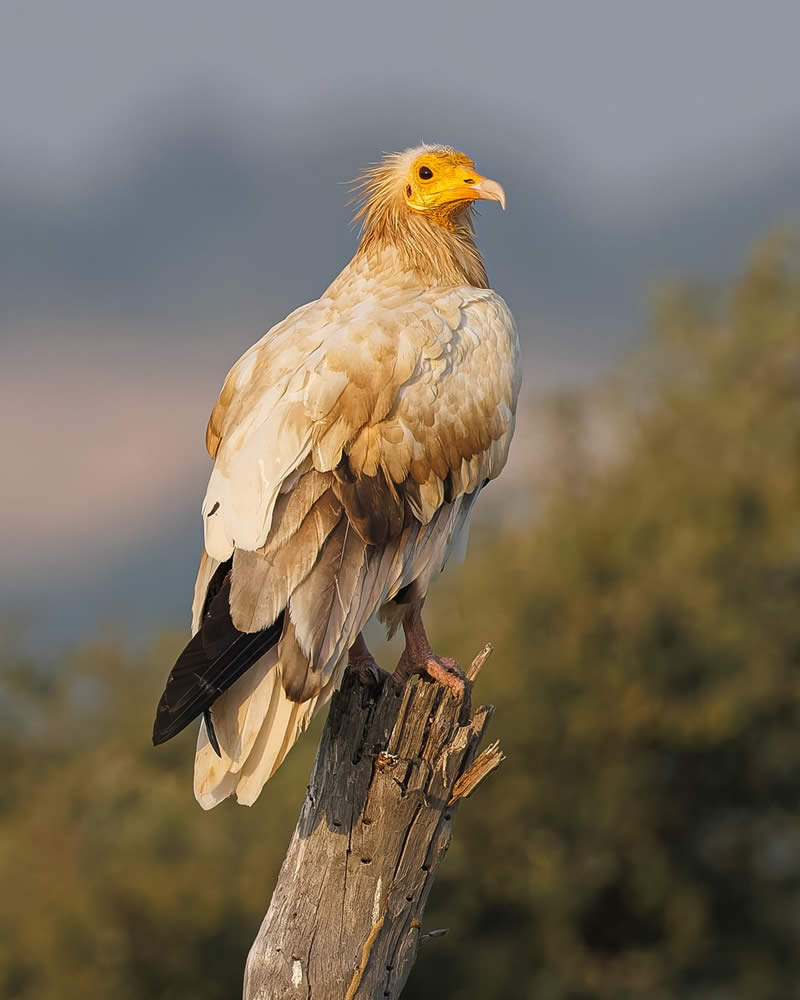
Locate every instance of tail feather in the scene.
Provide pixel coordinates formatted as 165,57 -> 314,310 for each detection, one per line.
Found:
193,653 -> 344,809
194,718 -> 239,807
234,662 -> 342,808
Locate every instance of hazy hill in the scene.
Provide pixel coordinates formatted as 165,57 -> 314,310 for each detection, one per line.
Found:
5,108 -> 799,344
3,107 -> 799,643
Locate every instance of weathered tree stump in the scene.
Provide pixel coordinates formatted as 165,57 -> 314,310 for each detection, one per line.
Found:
244,646 -> 502,1000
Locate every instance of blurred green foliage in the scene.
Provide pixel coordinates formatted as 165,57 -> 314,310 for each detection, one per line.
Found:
3,237 -> 800,999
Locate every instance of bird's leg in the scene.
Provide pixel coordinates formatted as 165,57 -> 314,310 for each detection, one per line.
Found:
347,632 -> 389,689
393,603 -> 466,697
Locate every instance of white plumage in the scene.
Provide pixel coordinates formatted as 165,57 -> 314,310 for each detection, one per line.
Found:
153,144 -> 521,808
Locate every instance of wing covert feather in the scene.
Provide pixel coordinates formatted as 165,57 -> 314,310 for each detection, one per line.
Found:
201,281 -> 518,562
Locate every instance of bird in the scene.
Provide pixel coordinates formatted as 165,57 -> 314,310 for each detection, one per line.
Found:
153,144 -> 521,809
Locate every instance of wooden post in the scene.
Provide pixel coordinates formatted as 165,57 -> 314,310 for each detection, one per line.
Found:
243,646 -> 502,1000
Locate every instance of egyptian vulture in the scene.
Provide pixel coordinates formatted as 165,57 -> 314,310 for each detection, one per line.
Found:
153,144 -> 521,808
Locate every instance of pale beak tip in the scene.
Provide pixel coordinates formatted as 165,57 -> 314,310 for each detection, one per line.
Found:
474,177 -> 507,211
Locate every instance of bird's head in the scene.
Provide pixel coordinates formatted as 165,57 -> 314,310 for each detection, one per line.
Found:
355,144 -> 505,233
353,144 -> 505,287
401,147 -> 506,223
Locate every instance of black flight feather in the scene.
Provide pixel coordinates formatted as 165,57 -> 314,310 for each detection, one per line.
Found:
152,559 -> 283,747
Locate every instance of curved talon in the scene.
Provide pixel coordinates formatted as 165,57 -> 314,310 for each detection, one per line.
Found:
347,633 -> 390,689
352,658 -> 389,689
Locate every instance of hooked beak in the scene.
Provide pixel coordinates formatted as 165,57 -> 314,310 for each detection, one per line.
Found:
471,175 -> 506,210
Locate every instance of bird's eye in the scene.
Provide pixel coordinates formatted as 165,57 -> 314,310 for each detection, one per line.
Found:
418,165 -> 433,180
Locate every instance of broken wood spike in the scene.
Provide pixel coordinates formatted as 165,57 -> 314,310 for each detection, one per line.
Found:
447,739 -> 505,806
420,928 -> 449,943
467,642 -> 493,681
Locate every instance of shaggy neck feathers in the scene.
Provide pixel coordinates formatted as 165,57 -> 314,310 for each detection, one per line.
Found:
352,151 -> 490,289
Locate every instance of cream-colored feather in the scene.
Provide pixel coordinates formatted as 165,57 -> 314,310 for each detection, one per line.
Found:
229,486 -> 343,632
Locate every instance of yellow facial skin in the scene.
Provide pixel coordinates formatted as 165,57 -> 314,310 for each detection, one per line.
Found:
404,151 -> 506,224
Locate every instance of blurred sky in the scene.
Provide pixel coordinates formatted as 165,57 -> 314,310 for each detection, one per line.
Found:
4,0 -> 800,207
3,0 -> 800,644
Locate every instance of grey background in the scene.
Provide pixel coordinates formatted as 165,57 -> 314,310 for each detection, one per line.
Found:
3,0 -> 799,644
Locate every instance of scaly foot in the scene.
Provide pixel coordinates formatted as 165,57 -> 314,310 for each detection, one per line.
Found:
393,604 -> 467,698
347,633 -> 390,689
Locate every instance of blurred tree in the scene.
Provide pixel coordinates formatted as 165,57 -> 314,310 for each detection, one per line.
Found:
2,235 -> 800,999
414,234 -> 800,999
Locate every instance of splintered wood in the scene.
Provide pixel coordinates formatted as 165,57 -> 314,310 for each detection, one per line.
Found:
447,739 -> 505,807
243,655 -> 502,1000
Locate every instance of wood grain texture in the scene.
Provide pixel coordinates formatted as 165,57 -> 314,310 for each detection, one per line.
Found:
243,665 -> 500,1000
